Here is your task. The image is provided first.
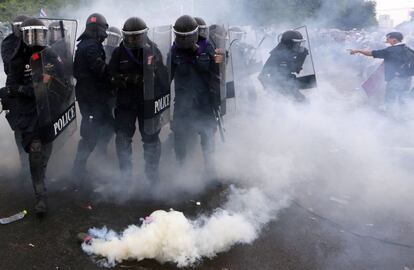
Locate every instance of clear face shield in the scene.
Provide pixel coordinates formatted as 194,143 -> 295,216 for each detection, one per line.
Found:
198,25 -> 209,40
49,25 -> 68,45
122,28 -> 148,49
174,27 -> 198,49
103,31 -> 122,47
11,22 -> 23,38
21,25 -> 48,47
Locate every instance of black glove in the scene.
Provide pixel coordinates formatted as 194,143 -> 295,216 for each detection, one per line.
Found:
125,74 -> 141,85
0,86 -> 10,99
110,74 -> 127,89
8,85 -> 24,97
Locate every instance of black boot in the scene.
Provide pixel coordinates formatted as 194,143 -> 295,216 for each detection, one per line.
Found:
143,140 -> 161,182
29,140 -> 51,217
72,138 -> 94,186
116,133 -> 133,182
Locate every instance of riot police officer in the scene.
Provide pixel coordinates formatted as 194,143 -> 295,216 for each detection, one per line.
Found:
2,18 -> 52,215
228,26 -> 261,110
72,13 -> 112,181
259,30 -> 308,102
1,15 -> 29,175
109,17 -> 168,182
194,17 -> 208,42
170,15 -> 222,174
104,26 -> 122,63
95,25 -> 122,156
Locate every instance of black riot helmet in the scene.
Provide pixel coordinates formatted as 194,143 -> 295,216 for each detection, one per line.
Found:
173,15 -> 198,50
122,17 -> 148,49
78,13 -> 108,42
11,15 -> 29,38
229,26 -> 246,42
48,21 -> 68,45
194,17 -> 208,40
280,30 -> 305,48
20,18 -> 48,47
104,26 -> 122,48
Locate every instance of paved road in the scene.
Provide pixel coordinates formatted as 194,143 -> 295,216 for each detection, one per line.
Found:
1,170 -> 413,270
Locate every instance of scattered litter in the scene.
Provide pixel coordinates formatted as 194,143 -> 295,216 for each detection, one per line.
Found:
329,196 -> 349,205
84,205 -> 92,210
0,210 -> 27,225
309,217 -> 317,221
404,267 -> 412,270
340,230 -> 345,233
365,223 -> 374,227
77,232 -> 92,244
28,243 -> 35,248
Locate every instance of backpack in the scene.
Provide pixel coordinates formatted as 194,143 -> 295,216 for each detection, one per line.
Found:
399,45 -> 414,77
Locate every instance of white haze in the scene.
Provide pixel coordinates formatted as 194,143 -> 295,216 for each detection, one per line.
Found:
82,187 -> 290,267
0,0 -> 413,268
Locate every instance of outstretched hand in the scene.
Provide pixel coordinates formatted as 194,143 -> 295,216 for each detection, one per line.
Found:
348,49 -> 359,55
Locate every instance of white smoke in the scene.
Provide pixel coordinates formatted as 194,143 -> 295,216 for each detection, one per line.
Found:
82,186 -> 289,267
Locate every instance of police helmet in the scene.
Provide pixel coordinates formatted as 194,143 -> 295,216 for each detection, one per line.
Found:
173,15 -> 198,49
83,13 -> 108,41
11,15 -> 29,38
194,17 -> 208,40
122,17 -> 148,49
20,18 -> 48,47
48,21 -> 68,45
104,26 -> 122,47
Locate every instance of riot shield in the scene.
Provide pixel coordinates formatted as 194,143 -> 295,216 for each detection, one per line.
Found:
143,25 -> 172,135
31,18 -> 77,147
38,18 -> 77,84
293,26 -> 317,89
208,24 -> 227,115
228,26 -> 263,100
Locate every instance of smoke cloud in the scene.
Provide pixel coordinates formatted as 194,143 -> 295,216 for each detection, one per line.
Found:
0,0 -> 413,268
82,186 -> 289,267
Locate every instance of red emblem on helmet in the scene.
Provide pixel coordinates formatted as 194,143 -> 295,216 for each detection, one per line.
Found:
90,16 -> 97,23
31,53 -> 40,61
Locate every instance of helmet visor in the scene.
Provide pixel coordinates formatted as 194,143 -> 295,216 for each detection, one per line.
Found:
103,31 -> 122,47
198,25 -> 209,39
174,27 -> 198,49
122,28 -> 148,49
21,26 -> 48,47
49,26 -> 67,44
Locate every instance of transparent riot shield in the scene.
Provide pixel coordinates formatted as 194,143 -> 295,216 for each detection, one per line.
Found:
31,18 -> 77,147
208,24 -> 227,115
228,26 -> 263,100
293,26 -> 317,89
143,25 -> 172,135
39,18 -> 77,84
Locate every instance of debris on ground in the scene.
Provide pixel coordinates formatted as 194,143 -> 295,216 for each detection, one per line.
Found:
0,210 -> 27,225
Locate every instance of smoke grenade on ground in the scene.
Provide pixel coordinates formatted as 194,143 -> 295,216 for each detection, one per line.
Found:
82,186 -> 289,267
